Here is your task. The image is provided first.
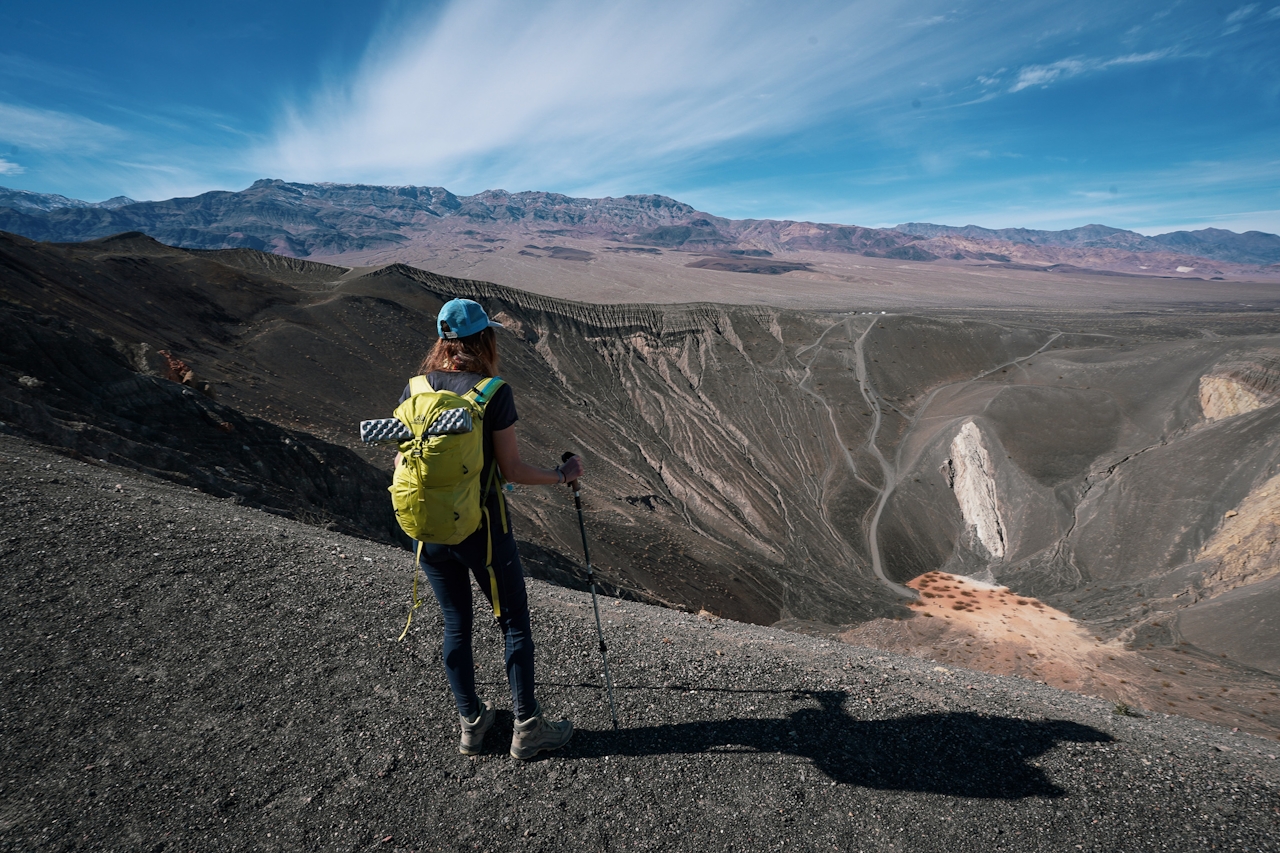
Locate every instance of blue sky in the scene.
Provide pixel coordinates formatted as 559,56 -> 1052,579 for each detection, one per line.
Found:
2,0 -> 1278,234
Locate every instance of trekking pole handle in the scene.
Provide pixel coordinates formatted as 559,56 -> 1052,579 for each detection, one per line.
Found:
560,451 -> 582,493
561,451 -> 592,568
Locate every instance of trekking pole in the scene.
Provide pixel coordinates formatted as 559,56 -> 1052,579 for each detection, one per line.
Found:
562,451 -> 619,731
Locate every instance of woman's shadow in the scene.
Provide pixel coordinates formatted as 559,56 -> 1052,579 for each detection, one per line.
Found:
564,688 -> 1110,799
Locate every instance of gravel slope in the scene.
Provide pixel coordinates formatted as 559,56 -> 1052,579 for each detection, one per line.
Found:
2,433 -> 1278,852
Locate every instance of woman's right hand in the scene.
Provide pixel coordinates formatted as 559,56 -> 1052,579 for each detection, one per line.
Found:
559,454 -> 584,485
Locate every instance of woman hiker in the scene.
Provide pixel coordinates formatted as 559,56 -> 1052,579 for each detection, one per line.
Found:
395,298 -> 581,759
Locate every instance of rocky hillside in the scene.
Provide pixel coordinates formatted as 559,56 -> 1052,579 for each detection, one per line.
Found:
2,433 -> 1279,852
0,299 -> 400,545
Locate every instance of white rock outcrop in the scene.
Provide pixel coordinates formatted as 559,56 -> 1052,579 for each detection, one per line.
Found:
1199,350 -> 1280,421
1200,375 -> 1271,420
947,421 -> 1007,560
1197,471 -> 1280,597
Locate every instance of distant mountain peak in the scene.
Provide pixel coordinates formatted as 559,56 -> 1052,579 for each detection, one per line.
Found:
895,220 -> 1280,265
0,187 -> 138,213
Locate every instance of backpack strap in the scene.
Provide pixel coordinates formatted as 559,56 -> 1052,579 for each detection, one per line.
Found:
472,377 -> 508,620
482,505 -> 502,619
485,462 -> 509,535
398,541 -> 426,642
465,376 -> 505,409
409,374 -> 502,402
466,376 -> 509,502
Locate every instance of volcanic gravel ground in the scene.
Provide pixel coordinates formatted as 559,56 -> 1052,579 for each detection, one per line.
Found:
2,433 -> 1279,852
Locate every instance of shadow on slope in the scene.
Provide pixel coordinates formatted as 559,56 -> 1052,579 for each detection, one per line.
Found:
566,690 -> 1107,798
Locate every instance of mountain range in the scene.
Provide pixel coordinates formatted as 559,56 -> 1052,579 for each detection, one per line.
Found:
0,179 -> 917,260
3,180 -> 1279,274
896,221 -> 1280,266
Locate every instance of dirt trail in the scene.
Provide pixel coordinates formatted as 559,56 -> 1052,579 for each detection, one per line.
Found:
851,317 -> 917,599
792,316 -> 877,564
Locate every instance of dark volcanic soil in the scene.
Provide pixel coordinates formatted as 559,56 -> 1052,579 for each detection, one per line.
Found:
3,433 -> 1279,852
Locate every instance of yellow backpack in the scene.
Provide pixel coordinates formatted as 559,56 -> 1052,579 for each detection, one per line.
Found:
389,375 -> 505,545
390,375 -> 510,639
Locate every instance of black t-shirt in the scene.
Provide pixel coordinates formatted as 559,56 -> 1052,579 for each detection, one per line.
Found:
398,372 -> 518,492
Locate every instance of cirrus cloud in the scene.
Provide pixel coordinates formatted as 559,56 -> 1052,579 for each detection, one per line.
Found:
255,0 -> 1082,193
0,102 -> 125,152
1009,50 -> 1172,93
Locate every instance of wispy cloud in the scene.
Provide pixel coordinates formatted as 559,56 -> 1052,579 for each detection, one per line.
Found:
1135,209 -> 1280,236
0,51 -> 106,95
256,0 -> 1072,193
1218,3 -> 1259,28
0,102 -> 126,152
1226,4 -> 1260,24
0,158 -> 23,176
1223,3 -> 1260,33
1009,50 -> 1172,92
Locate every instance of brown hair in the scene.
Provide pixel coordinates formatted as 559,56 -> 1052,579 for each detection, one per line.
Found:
419,326 -> 499,376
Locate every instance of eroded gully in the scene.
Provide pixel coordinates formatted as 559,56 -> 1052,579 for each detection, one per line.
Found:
798,317 -> 1066,600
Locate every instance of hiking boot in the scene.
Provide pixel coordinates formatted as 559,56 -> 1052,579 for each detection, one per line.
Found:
459,699 -> 496,755
510,704 -> 573,760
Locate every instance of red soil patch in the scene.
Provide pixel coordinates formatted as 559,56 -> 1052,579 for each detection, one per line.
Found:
841,572 -> 1280,738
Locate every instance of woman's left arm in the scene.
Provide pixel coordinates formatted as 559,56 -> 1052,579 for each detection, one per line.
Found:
493,425 -> 583,486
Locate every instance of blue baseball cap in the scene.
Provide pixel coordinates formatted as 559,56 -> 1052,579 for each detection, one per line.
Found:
436,298 -> 504,339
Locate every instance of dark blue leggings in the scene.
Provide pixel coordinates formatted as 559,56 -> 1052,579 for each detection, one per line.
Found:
419,524 -> 536,721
